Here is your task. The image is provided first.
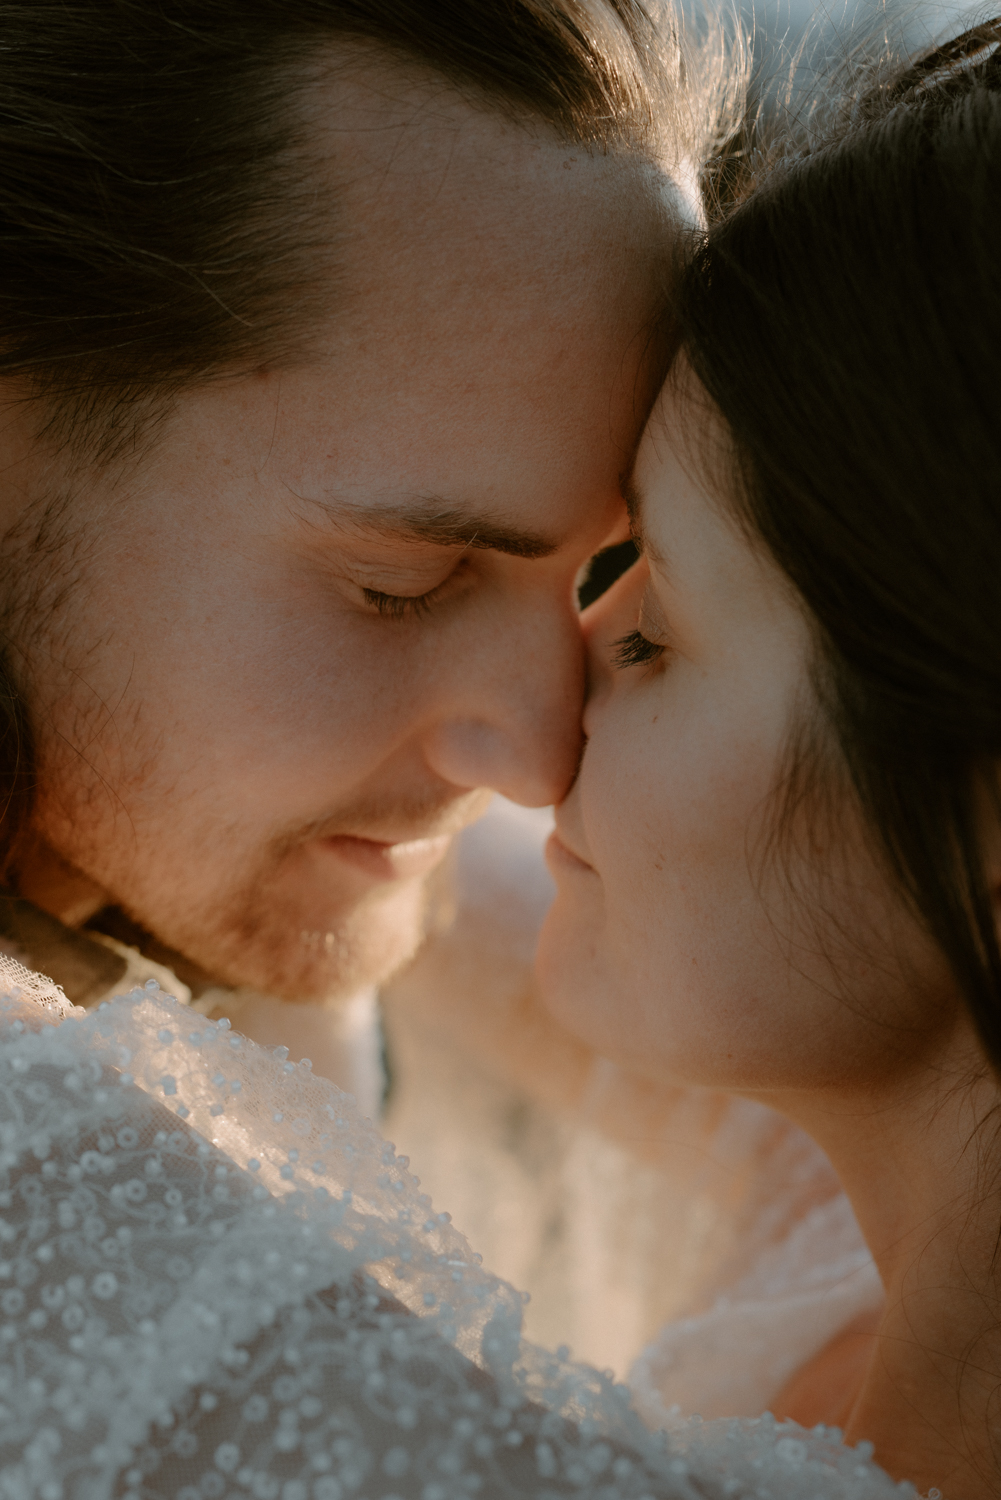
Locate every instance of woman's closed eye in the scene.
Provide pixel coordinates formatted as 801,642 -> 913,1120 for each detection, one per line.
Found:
612,629 -> 665,669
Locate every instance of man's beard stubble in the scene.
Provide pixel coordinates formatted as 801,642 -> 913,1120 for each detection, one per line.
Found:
192,842 -> 459,1003
33,761 -> 470,1004
5,482 -> 475,1005
174,789 -> 470,1001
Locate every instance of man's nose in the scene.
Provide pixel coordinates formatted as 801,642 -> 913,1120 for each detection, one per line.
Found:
421,607 -> 587,807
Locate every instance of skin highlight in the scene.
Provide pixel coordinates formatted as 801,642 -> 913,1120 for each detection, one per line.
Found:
0,58 -> 681,1003
537,370 -> 1001,1498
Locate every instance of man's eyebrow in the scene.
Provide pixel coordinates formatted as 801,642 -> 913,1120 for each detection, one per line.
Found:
306,499 -> 559,560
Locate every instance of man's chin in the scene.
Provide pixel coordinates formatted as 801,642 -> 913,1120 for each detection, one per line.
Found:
174,873 -> 444,1003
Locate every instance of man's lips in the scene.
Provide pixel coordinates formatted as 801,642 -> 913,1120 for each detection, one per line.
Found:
545,828 -> 596,875
320,833 -> 453,881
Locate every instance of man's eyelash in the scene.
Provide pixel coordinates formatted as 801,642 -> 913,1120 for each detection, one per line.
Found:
362,586 -> 442,621
612,629 -> 665,669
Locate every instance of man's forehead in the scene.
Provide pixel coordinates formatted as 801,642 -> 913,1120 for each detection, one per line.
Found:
313,58 -> 679,310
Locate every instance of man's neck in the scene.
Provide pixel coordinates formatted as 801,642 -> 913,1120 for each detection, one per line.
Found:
8,831 -> 234,999
11,831 -> 109,929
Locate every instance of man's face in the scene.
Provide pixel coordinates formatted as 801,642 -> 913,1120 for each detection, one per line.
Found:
9,64 -> 678,1001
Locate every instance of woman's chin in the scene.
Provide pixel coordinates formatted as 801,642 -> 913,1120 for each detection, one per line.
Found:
537,898 -> 727,1088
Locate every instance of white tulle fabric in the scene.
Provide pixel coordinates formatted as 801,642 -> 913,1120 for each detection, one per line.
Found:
631,1193 -> 883,1428
0,960 -> 914,1500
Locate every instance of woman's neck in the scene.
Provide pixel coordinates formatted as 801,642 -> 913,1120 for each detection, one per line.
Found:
761,1036 -> 1001,1500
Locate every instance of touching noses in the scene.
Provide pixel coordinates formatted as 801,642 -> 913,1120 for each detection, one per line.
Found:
421,597 -> 588,807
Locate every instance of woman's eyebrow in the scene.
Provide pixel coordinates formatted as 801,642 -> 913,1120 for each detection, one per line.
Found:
621,477 -> 665,564
621,477 -> 654,555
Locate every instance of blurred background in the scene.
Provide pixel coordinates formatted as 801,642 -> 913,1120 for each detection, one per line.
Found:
742,0 -> 975,104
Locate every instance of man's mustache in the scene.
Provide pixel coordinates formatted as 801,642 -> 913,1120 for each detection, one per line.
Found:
273,785 -> 493,856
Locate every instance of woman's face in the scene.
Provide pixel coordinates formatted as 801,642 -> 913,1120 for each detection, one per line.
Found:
537,372 -> 956,1098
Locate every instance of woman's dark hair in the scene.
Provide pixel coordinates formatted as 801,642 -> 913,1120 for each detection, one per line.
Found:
0,0 -> 711,879
678,21 -> 1001,1064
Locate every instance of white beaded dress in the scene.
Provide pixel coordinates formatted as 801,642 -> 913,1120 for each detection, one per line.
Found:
0,957 -> 914,1500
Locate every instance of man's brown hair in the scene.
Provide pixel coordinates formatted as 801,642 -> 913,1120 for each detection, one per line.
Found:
0,0 -> 719,458
0,0 -> 734,876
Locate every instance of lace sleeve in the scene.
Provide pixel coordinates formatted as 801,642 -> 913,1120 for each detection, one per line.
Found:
0,986 -> 910,1500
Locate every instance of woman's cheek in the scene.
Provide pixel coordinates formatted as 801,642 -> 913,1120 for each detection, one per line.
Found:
536,884 -> 614,1049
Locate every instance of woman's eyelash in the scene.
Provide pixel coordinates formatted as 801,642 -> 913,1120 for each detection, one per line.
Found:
363,587 -> 441,621
612,629 -> 665,669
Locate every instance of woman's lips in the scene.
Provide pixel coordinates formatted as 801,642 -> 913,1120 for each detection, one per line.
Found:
545,828 -> 596,875
321,833 -> 453,881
